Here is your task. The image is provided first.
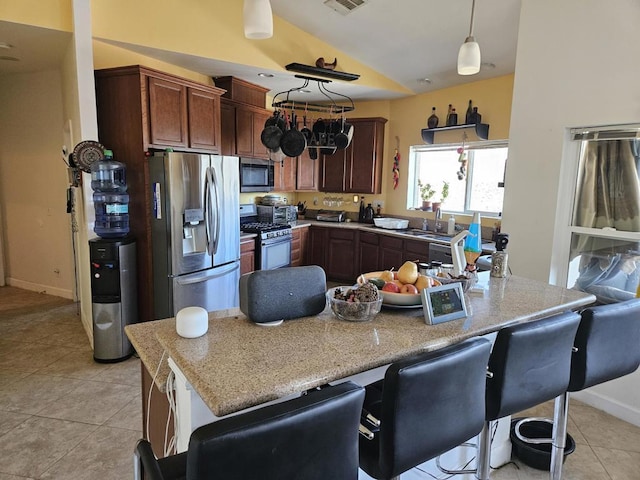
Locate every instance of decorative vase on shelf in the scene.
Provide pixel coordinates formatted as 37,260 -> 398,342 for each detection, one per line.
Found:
465,99 -> 473,124
427,107 -> 439,129
446,108 -> 458,126
469,107 -> 482,124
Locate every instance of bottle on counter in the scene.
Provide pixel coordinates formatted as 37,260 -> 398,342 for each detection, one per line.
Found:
464,212 -> 482,271
447,215 -> 456,235
364,203 -> 375,224
358,198 -> 365,223
491,233 -> 510,278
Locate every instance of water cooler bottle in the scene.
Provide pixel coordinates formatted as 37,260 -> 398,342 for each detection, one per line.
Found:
89,237 -> 137,362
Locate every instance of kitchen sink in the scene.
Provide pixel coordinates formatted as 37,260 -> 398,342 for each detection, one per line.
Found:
403,230 -> 454,242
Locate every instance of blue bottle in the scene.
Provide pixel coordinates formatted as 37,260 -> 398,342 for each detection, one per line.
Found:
91,150 -> 129,238
464,212 -> 482,270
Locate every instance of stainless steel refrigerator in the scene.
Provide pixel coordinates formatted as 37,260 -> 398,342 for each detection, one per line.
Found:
149,152 -> 240,320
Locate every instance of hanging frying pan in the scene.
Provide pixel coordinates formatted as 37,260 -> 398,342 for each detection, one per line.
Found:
72,140 -> 105,173
280,110 -> 307,158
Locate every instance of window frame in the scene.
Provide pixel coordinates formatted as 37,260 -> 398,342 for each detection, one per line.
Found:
408,139 -> 509,217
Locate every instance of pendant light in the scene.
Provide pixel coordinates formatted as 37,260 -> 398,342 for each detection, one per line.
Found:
457,0 -> 481,75
243,0 -> 273,39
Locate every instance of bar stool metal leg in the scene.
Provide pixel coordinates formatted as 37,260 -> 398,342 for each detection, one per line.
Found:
550,393 -> 570,480
476,421 -> 493,480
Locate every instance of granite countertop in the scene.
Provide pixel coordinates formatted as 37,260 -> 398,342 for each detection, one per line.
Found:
129,274 -> 595,416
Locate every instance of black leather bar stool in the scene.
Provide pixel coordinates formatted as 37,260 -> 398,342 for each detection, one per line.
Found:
549,298 -> 640,480
477,311 -> 581,480
134,381 -> 364,480
358,337 -> 492,480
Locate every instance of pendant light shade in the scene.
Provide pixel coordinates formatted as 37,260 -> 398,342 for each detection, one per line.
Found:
458,36 -> 481,75
244,0 -> 273,40
457,0 -> 481,75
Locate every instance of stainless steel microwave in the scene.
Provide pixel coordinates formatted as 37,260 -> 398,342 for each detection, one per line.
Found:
239,158 -> 274,192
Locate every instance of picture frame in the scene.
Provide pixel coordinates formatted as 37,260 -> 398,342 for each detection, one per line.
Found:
420,282 -> 468,325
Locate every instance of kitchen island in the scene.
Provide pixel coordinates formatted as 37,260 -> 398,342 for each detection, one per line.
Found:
126,273 -> 595,456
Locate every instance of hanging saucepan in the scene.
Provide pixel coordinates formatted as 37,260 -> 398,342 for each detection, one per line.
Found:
335,118 -> 354,149
261,110 -> 284,151
280,111 -> 307,157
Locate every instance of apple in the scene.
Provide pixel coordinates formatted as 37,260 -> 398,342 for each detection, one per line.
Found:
400,284 -> 419,294
381,282 -> 401,293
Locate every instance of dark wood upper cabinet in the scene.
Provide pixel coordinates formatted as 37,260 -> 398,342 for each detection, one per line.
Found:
187,87 -> 222,152
148,76 -> 188,148
320,117 -> 387,194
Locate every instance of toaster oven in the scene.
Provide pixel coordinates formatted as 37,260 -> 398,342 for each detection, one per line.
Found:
257,205 -> 299,225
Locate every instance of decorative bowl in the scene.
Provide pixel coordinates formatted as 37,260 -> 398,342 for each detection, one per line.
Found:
430,273 -> 477,293
326,286 -> 383,322
373,217 -> 409,230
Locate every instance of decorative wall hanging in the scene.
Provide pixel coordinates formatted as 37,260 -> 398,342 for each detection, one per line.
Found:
393,136 -> 400,190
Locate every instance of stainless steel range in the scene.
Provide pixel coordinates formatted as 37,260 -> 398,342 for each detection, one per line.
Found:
240,204 -> 292,271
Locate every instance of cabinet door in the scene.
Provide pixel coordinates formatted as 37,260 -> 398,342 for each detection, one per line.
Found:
252,111 -> 270,159
240,239 -> 256,274
273,157 -> 296,192
403,239 -> 429,264
358,231 -> 380,273
320,148 -> 346,192
307,226 -> 328,268
220,101 -> 236,155
188,87 -> 221,153
236,108 -> 255,157
296,147 -> 319,191
148,76 -> 188,148
346,118 -> 386,194
326,229 -> 357,282
380,235 -> 404,271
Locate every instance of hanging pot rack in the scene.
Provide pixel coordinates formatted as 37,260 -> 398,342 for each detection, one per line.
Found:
271,75 -> 355,115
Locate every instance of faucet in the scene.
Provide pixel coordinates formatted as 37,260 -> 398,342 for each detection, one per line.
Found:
434,208 -> 442,232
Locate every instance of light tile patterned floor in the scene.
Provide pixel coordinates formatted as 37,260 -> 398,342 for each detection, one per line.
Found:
1,286 -> 639,479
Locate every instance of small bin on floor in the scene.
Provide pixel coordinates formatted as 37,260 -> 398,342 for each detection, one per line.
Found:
510,417 -> 576,470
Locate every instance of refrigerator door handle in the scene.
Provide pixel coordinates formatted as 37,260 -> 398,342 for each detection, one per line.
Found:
174,261 -> 239,286
210,165 -> 221,255
204,167 -> 215,256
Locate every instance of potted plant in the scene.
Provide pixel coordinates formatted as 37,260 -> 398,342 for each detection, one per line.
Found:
440,180 -> 450,204
417,180 -> 436,211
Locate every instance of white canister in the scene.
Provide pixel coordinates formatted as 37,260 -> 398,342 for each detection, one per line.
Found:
176,306 -> 209,338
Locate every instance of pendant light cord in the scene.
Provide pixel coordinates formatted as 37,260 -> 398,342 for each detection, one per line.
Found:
468,0 -> 476,38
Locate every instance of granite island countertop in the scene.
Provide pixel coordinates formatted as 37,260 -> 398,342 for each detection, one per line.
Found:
126,274 -> 595,416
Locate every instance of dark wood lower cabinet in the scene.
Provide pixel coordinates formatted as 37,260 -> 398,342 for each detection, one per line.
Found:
240,238 -> 256,275
358,231 -> 380,273
403,239 -> 430,265
326,229 -> 357,282
306,226 -> 328,268
380,235 -> 404,271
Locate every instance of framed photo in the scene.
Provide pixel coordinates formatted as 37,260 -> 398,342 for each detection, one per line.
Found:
420,282 -> 468,325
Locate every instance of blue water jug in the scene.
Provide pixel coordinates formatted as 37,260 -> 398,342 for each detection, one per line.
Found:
91,150 -> 130,238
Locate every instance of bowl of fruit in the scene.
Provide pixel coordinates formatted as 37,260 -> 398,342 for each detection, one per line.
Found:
327,283 -> 383,322
357,261 -> 441,307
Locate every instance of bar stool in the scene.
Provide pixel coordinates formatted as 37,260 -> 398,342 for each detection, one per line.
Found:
549,298 -> 640,480
134,381 -> 364,480
358,337 -> 492,480
477,311 -> 581,480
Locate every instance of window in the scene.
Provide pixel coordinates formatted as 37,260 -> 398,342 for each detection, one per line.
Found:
408,140 -> 508,216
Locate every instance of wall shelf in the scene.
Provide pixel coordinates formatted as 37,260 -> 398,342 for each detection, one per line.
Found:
421,123 -> 490,144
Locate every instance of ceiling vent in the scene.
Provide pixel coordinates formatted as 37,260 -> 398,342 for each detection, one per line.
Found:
323,0 -> 367,15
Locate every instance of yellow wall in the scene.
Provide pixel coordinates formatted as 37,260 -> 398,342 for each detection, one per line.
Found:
295,75 -> 514,226
0,0 -> 72,31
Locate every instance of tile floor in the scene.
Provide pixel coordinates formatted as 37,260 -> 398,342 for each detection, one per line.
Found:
1,285 -> 639,479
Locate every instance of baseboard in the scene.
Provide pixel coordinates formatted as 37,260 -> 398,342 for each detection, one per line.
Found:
6,277 -> 74,300
571,390 -> 640,428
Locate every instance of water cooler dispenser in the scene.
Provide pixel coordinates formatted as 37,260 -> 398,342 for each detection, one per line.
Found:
89,237 -> 137,362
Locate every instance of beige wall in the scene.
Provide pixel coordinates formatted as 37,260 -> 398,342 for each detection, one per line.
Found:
0,70 -> 74,298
